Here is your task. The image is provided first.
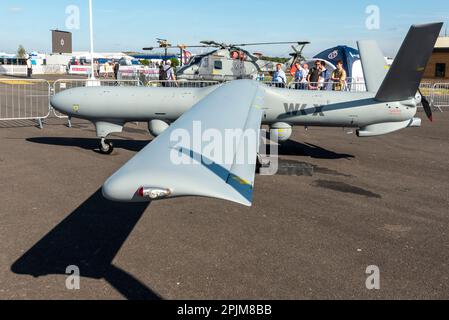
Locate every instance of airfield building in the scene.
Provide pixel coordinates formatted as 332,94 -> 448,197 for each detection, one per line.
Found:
424,36 -> 449,81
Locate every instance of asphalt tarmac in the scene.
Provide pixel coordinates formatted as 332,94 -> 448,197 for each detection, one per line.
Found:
0,103 -> 448,299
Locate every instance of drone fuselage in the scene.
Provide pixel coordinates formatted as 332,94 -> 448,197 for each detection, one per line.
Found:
50,82 -> 419,140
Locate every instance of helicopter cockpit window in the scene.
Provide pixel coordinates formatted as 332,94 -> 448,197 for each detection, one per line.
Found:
214,61 -> 223,70
191,56 -> 202,65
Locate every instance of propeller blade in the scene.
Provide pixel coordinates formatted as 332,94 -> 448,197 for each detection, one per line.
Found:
418,89 -> 433,122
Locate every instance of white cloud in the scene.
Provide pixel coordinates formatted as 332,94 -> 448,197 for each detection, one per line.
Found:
8,7 -> 24,13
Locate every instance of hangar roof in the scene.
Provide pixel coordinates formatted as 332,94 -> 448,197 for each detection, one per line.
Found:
435,37 -> 449,48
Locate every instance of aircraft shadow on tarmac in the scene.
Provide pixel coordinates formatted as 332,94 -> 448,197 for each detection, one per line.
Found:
278,140 -> 354,159
27,137 -> 151,153
11,189 -> 161,300
27,137 -> 353,159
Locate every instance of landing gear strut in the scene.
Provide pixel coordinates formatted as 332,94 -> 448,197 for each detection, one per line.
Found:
256,154 -> 271,173
99,138 -> 114,155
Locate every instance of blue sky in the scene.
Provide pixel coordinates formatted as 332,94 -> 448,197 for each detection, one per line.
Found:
1,0 -> 448,57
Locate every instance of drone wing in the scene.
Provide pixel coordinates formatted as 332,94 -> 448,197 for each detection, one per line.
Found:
102,80 -> 266,206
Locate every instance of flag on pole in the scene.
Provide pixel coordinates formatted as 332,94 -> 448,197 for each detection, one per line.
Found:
181,49 -> 192,65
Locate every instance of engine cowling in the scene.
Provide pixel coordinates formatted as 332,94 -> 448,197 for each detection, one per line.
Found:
356,118 -> 421,137
270,122 -> 292,142
148,120 -> 170,137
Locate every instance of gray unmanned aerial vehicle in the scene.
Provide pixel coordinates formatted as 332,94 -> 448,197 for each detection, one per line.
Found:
51,23 -> 442,206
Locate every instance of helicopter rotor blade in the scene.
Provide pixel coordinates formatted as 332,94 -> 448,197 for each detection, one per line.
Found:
144,44 -> 215,52
200,40 -> 224,47
231,41 -> 310,47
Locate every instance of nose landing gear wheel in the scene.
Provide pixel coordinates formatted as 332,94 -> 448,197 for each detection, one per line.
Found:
99,139 -> 114,155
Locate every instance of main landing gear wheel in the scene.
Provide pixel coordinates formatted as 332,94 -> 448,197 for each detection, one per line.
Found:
99,138 -> 114,155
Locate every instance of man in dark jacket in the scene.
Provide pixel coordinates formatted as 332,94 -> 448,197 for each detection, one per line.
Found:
307,60 -> 322,90
113,61 -> 120,80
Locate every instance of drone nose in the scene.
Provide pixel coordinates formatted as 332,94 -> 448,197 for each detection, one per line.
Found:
50,91 -> 72,115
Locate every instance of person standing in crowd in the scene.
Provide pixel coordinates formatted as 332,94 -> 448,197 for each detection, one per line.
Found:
272,63 -> 287,88
165,60 -> 176,81
331,60 -> 347,91
301,63 -> 309,89
307,60 -> 322,90
103,61 -> 110,78
159,62 -> 165,86
159,60 -> 176,87
319,60 -> 330,90
113,61 -> 120,80
26,57 -> 32,78
294,62 -> 305,89
95,60 -> 100,78
162,60 -> 177,87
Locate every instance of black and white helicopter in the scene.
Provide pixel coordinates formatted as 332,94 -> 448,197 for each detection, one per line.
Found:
144,40 -> 309,81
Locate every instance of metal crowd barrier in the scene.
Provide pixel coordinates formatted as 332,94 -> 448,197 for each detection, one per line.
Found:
146,80 -> 220,88
262,81 -> 367,92
290,81 -> 367,92
419,82 -> 433,95
0,78 -> 51,128
431,83 -> 449,111
418,82 -> 448,112
263,80 -> 449,109
0,65 -> 28,76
